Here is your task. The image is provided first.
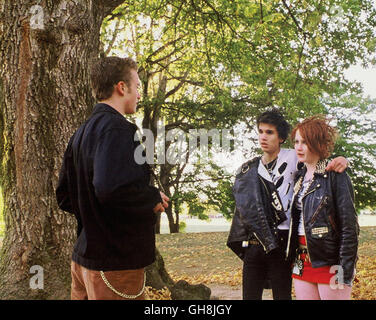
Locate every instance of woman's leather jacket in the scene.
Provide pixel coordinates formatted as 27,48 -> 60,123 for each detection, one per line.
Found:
286,160 -> 359,286
227,157 -> 281,259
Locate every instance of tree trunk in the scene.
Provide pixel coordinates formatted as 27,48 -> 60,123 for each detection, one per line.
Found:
155,212 -> 161,234
0,0 -> 123,300
165,205 -> 179,233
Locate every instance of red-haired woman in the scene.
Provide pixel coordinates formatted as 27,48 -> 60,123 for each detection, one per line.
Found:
286,115 -> 359,300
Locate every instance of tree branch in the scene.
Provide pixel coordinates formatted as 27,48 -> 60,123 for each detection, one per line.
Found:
178,176 -> 232,184
201,0 -> 258,51
149,46 -> 181,65
152,52 -> 186,72
162,103 -> 213,123
293,37 -> 307,90
281,0 -> 310,90
104,19 -> 121,56
145,33 -> 187,64
165,70 -> 189,99
281,0 -> 303,33
98,0 -> 126,18
167,76 -> 204,87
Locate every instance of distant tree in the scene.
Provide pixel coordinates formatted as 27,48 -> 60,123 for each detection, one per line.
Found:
326,94 -> 376,211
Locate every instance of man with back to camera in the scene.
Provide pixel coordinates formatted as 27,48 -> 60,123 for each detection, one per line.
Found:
56,56 -> 169,300
227,108 -> 348,300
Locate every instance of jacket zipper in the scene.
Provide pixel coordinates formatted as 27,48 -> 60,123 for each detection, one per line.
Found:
303,185 -> 316,199
259,176 -> 270,198
310,195 -> 328,224
286,213 -> 294,259
258,177 -> 281,223
300,198 -> 312,261
300,182 -> 319,262
286,177 -> 300,259
253,232 -> 267,252
286,179 -> 317,260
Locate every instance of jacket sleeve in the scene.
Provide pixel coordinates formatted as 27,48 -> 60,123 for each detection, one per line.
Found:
333,171 -> 359,286
232,163 -> 277,253
92,127 -> 162,221
56,136 -> 75,214
233,170 -> 264,233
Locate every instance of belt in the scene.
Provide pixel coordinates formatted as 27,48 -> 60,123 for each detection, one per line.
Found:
248,239 -> 260,245
242,239 -> 261,247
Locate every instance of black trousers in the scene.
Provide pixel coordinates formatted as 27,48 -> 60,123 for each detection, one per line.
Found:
242,229 -> 292,300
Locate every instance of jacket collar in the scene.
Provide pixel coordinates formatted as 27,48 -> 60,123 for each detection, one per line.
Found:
296,159 -> 329,180
91,103 -> 138,130
236,156 -> 261,176
293,159 -> 329,199
314,159 -> 329,176
92,103 -> 124,117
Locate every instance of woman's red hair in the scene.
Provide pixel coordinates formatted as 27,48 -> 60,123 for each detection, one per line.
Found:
291,115 -> 338,160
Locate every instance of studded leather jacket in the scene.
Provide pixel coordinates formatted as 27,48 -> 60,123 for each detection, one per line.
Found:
227,157 -> 282,260
286,160 -> 359,286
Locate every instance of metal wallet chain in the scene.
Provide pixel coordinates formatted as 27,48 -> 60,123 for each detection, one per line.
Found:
99,271 -> 146,299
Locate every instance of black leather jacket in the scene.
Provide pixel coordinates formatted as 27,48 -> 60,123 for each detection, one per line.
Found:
227,157 -> 281,259
286,160 -> 359,286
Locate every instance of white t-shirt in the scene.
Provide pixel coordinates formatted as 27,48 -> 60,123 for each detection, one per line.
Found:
257,148 -> 299,230
296,179 -> 312,236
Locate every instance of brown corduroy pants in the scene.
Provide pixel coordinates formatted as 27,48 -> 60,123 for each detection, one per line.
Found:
70,261 -> 146,300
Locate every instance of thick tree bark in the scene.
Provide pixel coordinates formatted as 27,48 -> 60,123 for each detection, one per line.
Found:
0,0 -> 123,300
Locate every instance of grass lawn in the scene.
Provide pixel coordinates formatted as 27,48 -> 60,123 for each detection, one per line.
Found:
156,226 -> 376,300
156,232 -> 242,285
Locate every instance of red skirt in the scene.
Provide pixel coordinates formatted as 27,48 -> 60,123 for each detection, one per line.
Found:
291,236 -> 334,284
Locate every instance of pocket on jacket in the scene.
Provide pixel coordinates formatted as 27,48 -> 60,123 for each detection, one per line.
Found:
310,226 -> 330,239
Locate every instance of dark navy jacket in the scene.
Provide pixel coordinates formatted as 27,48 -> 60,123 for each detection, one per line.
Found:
56,103 -> 162,271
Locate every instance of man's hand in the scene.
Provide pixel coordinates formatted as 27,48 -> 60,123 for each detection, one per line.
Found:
153,192 -> 170,213
326,156 -> 348,173
160,192 -> 169,208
